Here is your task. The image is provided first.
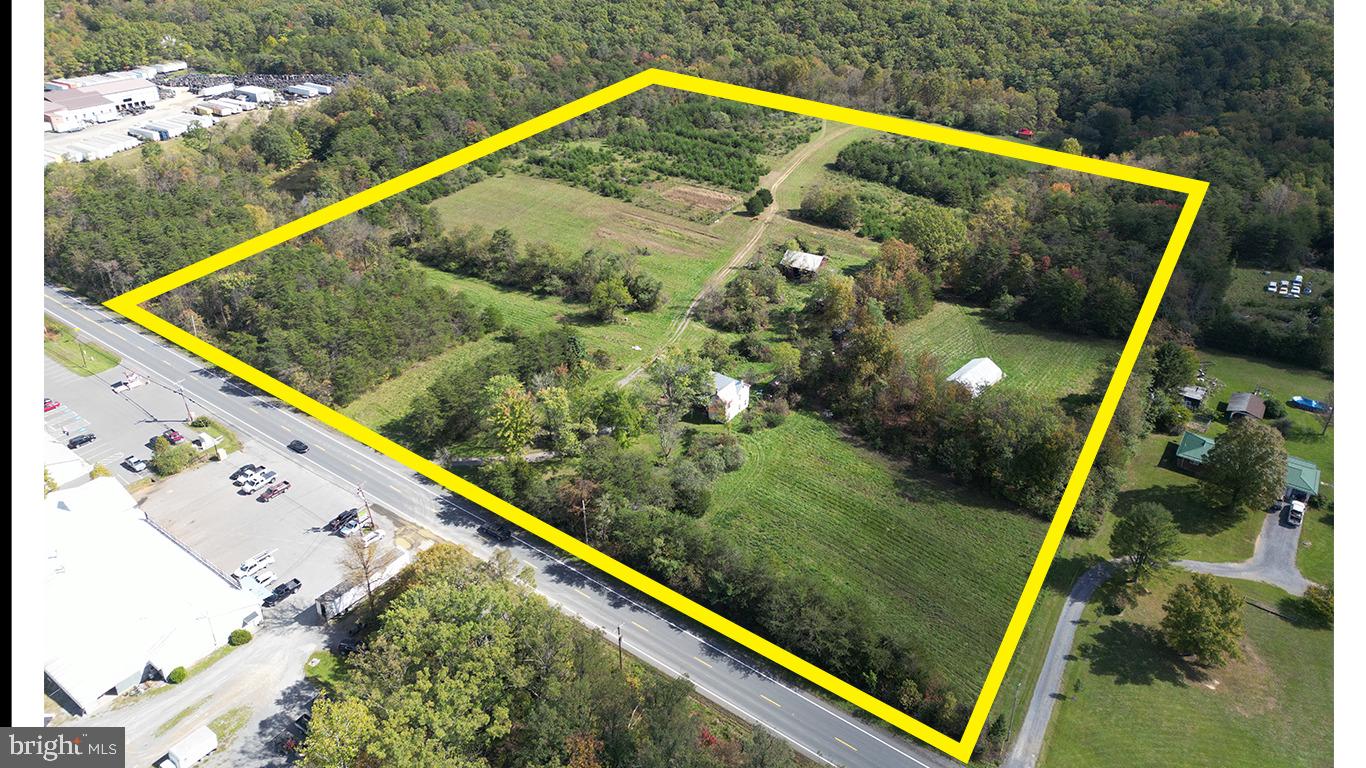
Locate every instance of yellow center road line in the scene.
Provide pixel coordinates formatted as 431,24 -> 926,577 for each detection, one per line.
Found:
573,587 -> 590,598
760,694 -> 782,708
834,737 -> 859,752
630,620 -> 650,633
693,656 -> 713,668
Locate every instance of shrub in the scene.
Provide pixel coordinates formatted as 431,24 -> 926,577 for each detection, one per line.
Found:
228,629 -> 253,646
89,464 -> 112,479
1270,416 -> 1294,437
762,398 -> 790,427
1264,399 -> 1286,419
167,667 -> 187,684
1299,584 -> 1333,628
189,416 -> 212,428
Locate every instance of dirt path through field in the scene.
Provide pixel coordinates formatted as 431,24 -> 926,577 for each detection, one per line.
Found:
618,120 -> 853,385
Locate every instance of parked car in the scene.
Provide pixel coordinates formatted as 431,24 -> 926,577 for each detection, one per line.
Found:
477,523 -> 514,543
67,433 -> 96,449
325,508 -> 360,533
294,712 -> 312,734
229,464 -> 259,482
162,428 -> 186,445
121,455 -> 149,473
287,439 -> 309,454
43,398 -> 60,412
262,578 -> 302,607
339,518 -> 363,537
258,481 -> 291,502
334,641 -> 358,656
253,569 -> 278,587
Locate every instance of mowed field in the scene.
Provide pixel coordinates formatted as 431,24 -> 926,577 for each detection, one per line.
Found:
894,302 -> 1121,399
1040,576 -> 1332,768
708,412 -> 1048,699
344,172 -> 757,430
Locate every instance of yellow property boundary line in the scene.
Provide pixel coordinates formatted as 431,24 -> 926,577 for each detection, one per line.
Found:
106,69 -> 1207,762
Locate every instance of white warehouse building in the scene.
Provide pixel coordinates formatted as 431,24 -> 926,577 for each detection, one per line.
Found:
233,85 -> 276,103
44,478 -> 262,715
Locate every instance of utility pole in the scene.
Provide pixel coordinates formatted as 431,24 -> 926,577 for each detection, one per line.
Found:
616,626 -> 624,672
172,379 -> 195,422
72,326 -> 89,369
357,483 -> 375,528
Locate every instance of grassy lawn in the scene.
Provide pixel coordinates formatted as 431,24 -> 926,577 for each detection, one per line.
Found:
342,334 -> 510,434
209,705 -> 253,747
893,303 -> 1120,400
1116,435 -> 1264,564
707,412 -> 1047,699
1040,575 -> 1332,768
1224,266 -> 1332,311
770,124 -> 882,211
44,316 -> 121,376
304,650 -> 348,694
1297,504 -> 1334,586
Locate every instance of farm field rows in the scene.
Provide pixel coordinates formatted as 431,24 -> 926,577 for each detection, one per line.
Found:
708,412 -> 1048,699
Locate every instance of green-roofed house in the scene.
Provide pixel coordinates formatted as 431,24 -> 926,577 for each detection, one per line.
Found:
1173,430 -> 1322,501
1174,431 -> 1215,472
1285,455 -> 1322,501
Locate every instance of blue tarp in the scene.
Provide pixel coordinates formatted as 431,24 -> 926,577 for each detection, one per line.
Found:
1290,396 -> 1329,413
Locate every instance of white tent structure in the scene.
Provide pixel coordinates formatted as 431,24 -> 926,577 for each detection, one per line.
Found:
946,357 -> 1004,397
45,478 -> 262,714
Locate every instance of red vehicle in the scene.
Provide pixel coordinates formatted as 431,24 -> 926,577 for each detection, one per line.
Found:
162,428 -> 186,445
258,480 -> 292,502
44,398 -> 60,412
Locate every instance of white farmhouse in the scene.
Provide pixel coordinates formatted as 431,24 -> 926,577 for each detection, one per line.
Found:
946,357 -> 1004,397
708,372 -> 751,422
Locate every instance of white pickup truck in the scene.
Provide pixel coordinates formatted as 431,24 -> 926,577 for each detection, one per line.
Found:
231,549 -> 277,582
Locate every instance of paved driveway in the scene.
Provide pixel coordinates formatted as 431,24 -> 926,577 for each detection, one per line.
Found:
1177,507 -> 1312,595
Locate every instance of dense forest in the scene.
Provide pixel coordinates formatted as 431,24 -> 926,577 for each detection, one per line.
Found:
298,544 -> 801,768
44,0 -> 1332,373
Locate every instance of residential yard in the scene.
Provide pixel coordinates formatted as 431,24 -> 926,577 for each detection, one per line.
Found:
1039,575 -> 1332,768
893,302 -> 1120,400
707,411 -> 1048,700
44,316 -> 121,375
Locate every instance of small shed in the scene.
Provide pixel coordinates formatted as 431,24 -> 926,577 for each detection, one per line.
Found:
946,358 -> 1004,397
1226,392 -> 1266,420
778,249 -> 827,280
1179,385 -> 1208,409
709,372 -> 751,423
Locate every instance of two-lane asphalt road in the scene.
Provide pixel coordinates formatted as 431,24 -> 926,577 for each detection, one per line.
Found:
43,286 -> 958,768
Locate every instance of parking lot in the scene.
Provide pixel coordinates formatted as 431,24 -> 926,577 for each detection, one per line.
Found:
137,446 -> 402,615
44,356 -> 201,486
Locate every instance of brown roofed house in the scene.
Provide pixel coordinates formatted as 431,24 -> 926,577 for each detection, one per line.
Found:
1226,392 -> 1266,420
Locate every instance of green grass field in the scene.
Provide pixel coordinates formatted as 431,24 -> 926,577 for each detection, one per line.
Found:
770,123 -> 881,211
44,317 -> 121,376
893,302 -> 1120,399
1224,266 -> 1332,312
1040,576 -> 1332,768
708,412 -> 1047,699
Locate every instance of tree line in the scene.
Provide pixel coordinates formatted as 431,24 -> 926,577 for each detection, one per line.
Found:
412,226 -> 665,323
